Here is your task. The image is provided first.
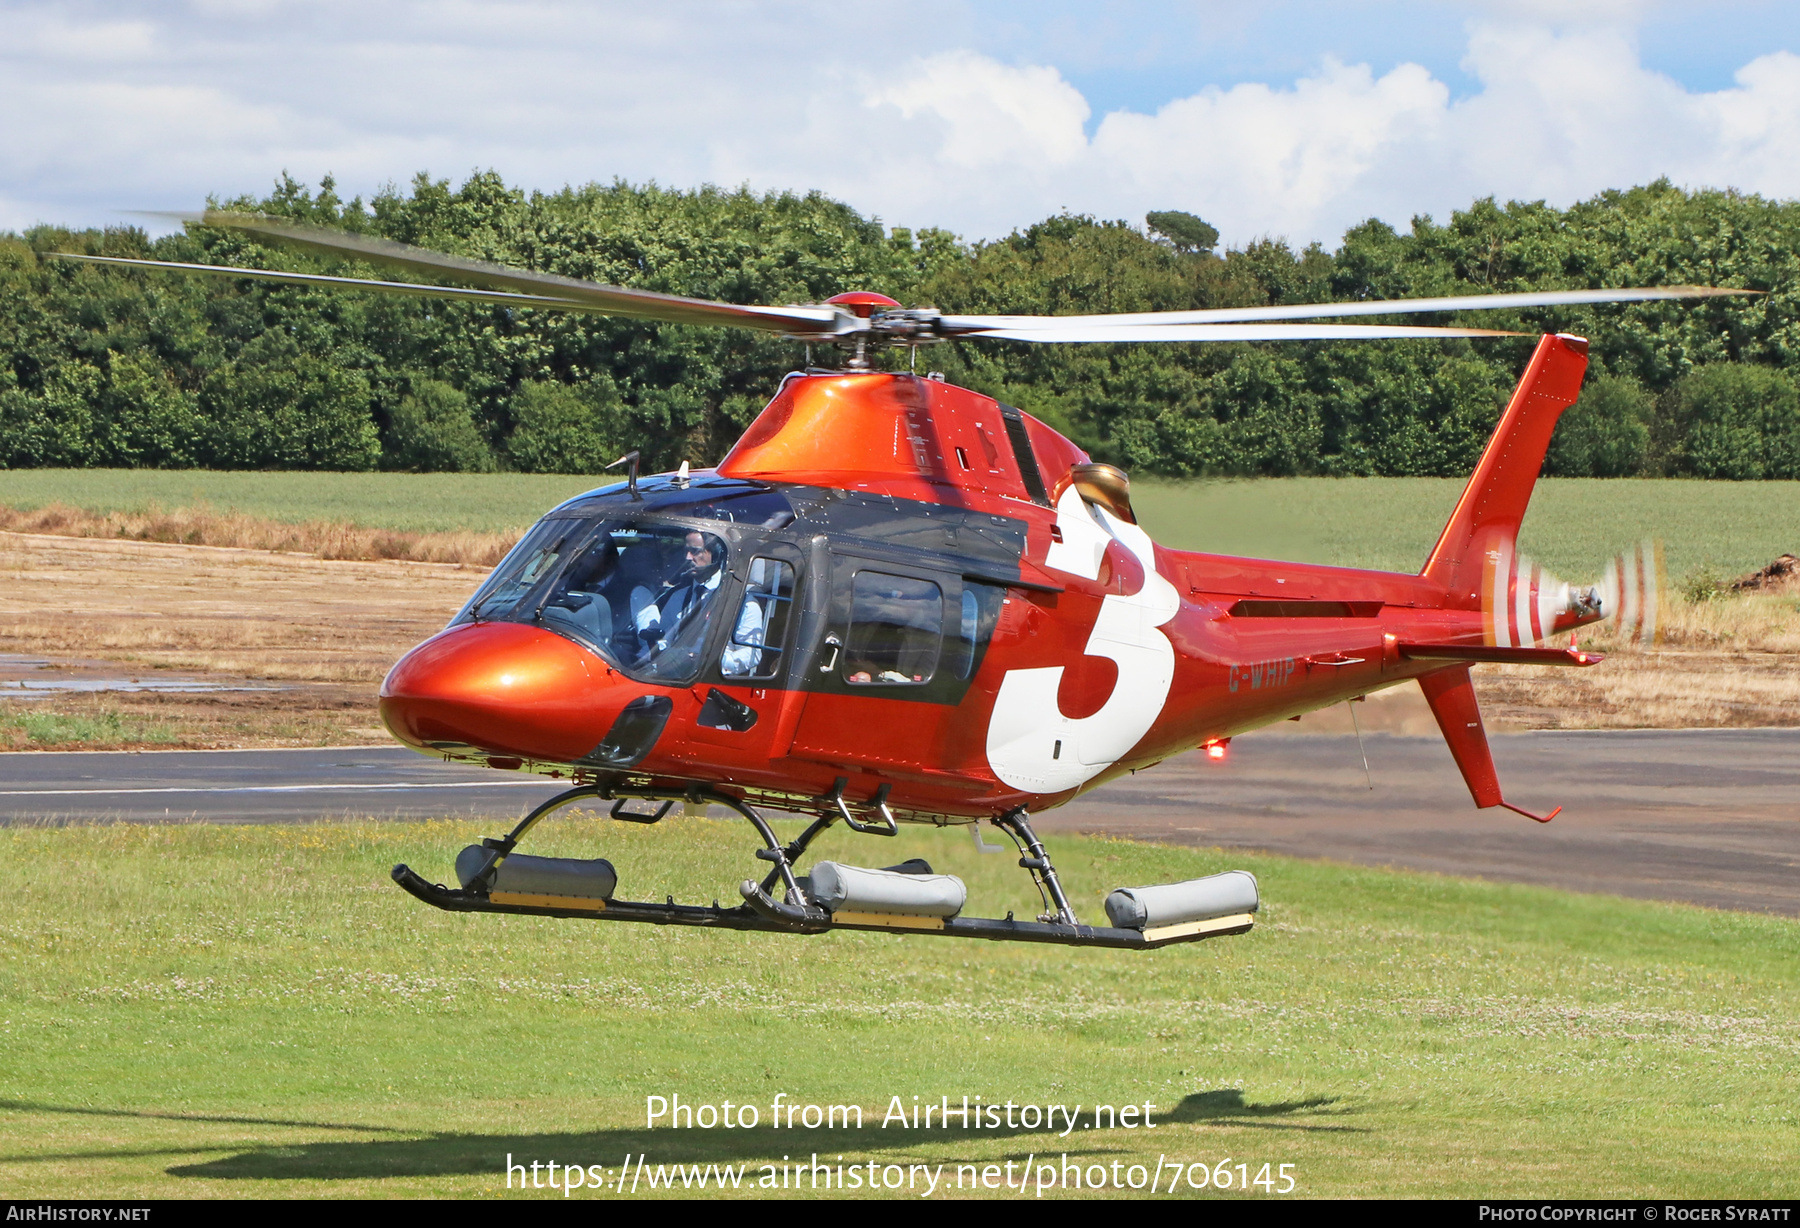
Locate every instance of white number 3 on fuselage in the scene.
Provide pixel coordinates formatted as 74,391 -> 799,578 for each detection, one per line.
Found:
985,485 -> 1179,793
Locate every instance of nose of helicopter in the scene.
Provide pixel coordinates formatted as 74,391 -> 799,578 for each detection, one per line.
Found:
379,622 -> 631,764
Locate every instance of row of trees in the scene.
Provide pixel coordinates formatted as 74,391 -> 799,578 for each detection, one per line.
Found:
3,172 -> 1799,478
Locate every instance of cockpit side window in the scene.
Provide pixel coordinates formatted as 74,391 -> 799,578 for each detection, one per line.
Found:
722,557 -> 795,680
843,572 -> 943,686
630,528 -> 730,681
948,581 -> 1005,680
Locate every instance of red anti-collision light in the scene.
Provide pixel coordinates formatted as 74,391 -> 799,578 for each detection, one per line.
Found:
826,291 -> 901,319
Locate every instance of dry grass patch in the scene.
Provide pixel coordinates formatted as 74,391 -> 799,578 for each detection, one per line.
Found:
0,502 -> 518,567
1478,648 -> 1800,730
1476,591 -> 1800,729
1657,589 -> 1800,652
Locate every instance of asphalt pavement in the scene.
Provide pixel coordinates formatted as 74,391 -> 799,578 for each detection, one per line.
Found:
0,728 -> 1794,914
0,745 -> 563,823
1042,727 -> 1800,917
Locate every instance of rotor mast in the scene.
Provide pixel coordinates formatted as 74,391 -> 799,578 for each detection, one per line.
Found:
822,292 -> 902,369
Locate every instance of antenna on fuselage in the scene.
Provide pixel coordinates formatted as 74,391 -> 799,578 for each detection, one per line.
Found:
1346,697 -> 1372,789
606,451 -> 642,500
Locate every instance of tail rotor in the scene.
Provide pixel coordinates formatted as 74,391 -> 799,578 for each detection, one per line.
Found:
1597,539 -> 1665,647
1478,539 -> 1663,650
1481,545 -> 1603,648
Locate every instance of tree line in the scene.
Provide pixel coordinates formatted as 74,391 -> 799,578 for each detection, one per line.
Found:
3,172 -> 1798,479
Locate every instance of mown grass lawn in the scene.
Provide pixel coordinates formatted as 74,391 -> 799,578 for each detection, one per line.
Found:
1,816 -> 1794,1199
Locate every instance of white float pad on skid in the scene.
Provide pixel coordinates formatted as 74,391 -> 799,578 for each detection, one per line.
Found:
456,845 -> 618,900
1104,871 -> 1259,930
808,861 -> 968,918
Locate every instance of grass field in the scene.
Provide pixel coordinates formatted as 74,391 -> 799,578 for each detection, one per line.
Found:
2,470 -> 1796,582
2,816 -> 1795,1199
1134,477 -> 1800,582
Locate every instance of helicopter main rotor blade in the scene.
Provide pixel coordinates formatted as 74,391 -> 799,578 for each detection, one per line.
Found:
43,252 -> 620,314
63,211 -> 855,338
962,322 -> 1520,343
938,285 -> 1754,335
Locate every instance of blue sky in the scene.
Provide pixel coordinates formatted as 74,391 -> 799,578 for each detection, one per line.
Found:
4,2 -> 1800,247
972,2 -> 1800,113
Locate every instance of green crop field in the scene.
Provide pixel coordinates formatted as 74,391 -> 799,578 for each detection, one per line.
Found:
1,817 -> 1794,1199
0,469 -> 608,536
3,469 -> 1795,583
1134,477 -> 1800,583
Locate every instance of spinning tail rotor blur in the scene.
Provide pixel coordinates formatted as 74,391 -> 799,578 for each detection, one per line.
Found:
1599,540 -> 1666,647
1480,542 -> 1663,652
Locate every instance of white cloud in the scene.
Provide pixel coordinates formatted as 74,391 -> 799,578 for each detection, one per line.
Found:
3,2 -> 1800,254
865,51 -> 1091,170
13,12 -> 159,63
826,16 -> 1800,248
1088,59 -> 1449,242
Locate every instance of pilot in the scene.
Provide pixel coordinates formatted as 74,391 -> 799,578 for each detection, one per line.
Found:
635,530 -> 727,661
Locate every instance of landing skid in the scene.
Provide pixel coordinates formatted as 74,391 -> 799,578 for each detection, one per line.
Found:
390,782 -> 1255,951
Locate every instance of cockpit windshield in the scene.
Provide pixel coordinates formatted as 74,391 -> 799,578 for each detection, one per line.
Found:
458,516 -> 731,682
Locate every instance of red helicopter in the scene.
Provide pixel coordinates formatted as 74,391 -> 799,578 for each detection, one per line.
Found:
57,217 -> 1740,951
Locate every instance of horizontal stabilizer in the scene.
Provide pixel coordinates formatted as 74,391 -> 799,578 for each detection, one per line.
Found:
1401,642 -> 1604,666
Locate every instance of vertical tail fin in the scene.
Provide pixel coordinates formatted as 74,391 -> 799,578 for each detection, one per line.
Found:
1416,335 -> 1591,825
1417,666 -> 1560,823
1422,334 -> 1591,605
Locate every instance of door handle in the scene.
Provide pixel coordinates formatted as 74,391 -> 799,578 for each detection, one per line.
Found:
819,634 -> 841,673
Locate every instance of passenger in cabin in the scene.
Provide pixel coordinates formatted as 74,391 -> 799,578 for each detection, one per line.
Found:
842,572 -> 942,685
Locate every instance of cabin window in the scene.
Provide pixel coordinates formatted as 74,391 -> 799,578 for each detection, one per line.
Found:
722,557 -> 795,680
947,582 -> 1005,680
844,572 -> 942,685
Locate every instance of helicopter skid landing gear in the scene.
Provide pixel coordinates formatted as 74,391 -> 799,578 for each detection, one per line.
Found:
390,783 -> 1255,950
990,808 -> 1077,925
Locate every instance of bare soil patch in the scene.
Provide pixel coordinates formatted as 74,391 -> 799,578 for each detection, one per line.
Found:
0,532 -> 484,748
1267,646 -> 1800,736
0,684 -> 386,751
0,532 -> 478,681
1733,552 -> 1800,595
